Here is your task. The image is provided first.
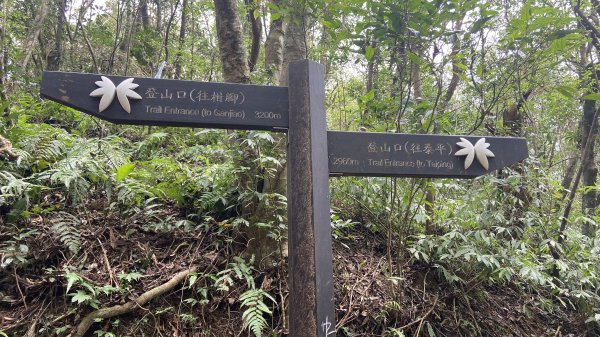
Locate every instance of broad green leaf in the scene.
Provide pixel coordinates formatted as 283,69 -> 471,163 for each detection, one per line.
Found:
189,273 -> 198,287
556,85 -> 578,98
365,46 -> 376,61
453,62 -> 468,71
583,93 -> 600,101
548,29 -> 583,41
71,290 -> 92,304
65,271 -> 80,294
470,15 -> 495,33
360,90 -> 375,103
118,271 -> 143,282
116,163 -> 136,182
427,322 -> 436,337
407,51 -> 421,64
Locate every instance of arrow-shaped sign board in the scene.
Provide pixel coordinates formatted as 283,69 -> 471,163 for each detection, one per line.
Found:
41,72 -> 289,131
328,131 -> 528,178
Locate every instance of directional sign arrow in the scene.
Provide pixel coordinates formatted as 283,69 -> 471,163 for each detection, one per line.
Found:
41,71 -> 289,131
328,131 -> 528,178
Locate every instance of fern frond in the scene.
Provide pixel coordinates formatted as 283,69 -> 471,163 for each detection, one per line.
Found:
36,138 -> 67,163
0,170 -> 45,205
51,212 -> 82,254
117,180 -> 156,206
240,288 -> 275,337
231,256 -> 255,289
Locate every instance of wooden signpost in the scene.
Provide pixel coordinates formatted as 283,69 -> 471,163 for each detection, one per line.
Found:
41,60 -> 528,337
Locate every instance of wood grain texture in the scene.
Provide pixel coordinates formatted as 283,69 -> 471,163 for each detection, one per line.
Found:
287,60 -> 336,337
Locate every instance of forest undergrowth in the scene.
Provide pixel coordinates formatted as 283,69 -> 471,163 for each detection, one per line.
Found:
1,96 -> 599,337
0,199 -> 590,337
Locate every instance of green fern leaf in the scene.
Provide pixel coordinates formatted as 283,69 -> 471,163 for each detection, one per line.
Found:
240,289 -> 274,337
51,212 -> 82,254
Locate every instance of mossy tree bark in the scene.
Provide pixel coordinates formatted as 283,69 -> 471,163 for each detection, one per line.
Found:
213,0 -> 250,83
580,65 -> 599,237
264,0 -> 284,85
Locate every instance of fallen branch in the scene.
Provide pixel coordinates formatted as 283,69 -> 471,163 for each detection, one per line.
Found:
72,266 -> 197,337
0,134 -> 17,160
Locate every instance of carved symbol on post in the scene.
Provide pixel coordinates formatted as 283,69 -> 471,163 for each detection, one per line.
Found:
455,137 -> 495,170
89,76 -> 142,113
321,316 -> 335,336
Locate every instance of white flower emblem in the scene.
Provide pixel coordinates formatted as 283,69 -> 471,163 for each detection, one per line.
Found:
89,76 -> 116,112
89,76 -> 142,113
455,137 -> 495,170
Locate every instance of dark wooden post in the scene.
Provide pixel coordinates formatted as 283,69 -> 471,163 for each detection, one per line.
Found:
287,60 -> 336,337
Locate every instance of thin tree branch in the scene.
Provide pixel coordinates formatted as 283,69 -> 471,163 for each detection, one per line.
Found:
573,0 -> 600,56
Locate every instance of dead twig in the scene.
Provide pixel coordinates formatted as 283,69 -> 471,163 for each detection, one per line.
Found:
400,295 -> 438,332
0,135 -> 17,160
12,266 -> 27,310
98,238 -> 120,288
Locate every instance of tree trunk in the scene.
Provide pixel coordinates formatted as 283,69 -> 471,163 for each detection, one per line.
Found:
0,24 -> 8,116
107,1 -> 125,73
422,18 -> 465,235
279,1 -> 307,86
580,65 -> 599,237
155,0 -> 162,33
213,0 -> 279,265
21,0 -> 49,70
501,90 -> 533,238
264,0 -> 284,85
363,40 -> 377,118
161,0 -> 181,65
560,156 -> 579,200
174,0 -> 188,79
213,0 -> 250,83
245,0 -> 262,72
267,0 -> 308,199
319,23 -> 329,75
47,0 -> 67,70
139,0 -> 150,30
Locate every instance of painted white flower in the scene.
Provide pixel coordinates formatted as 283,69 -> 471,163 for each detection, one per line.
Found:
455,137 -> 495,170
89,77 -> 142,113
116,78 -> 142,113
89,76 -> 116,112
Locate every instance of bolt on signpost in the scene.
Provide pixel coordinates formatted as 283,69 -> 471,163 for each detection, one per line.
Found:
41,60 -> 527,337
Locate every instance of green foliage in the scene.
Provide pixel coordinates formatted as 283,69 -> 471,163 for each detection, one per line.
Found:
216,256 -> 255,291
384,327 -> 405,337
117,271 -> 143,284
0,170 -> 46,220
240,288 -> 276,337
64,269 -> 101,309
51,212 -> 82,254
0,229 -> 36,268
